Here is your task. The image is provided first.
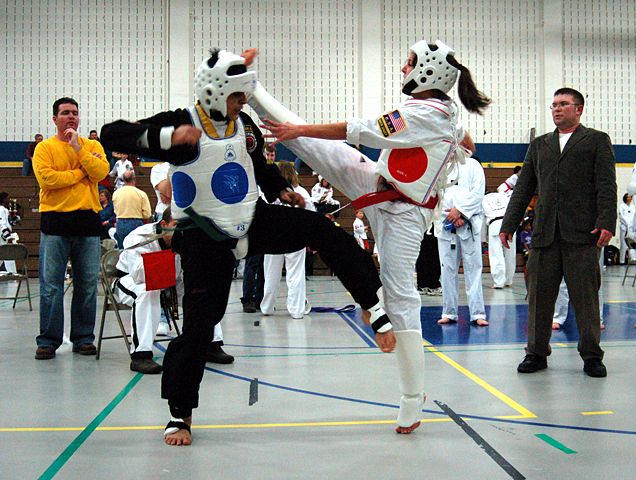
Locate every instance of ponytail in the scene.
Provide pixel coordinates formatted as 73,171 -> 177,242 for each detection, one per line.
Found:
448,57 -> 491,115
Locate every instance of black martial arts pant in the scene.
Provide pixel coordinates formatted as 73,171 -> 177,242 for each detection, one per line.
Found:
162,200 -> 382,417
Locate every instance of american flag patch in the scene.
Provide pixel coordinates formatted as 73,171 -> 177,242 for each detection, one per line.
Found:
378,110 -> 407,137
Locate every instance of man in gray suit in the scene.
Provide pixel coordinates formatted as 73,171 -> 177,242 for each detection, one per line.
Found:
500,87 -> 616,377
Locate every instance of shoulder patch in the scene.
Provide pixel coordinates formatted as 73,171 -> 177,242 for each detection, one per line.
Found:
377,110 -> 407,137
243,125 -> 257,153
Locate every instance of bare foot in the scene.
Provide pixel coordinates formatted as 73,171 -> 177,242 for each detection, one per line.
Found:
600,322 -> 605,331
437,317 -> 456,325
472,318 -> 489,327
491,285 -> 503,289
396,421 -> 421,434
376,330 -> 396,353
164,416 -> 192,446
552,322 -> 561,330
361,309 -> 371,325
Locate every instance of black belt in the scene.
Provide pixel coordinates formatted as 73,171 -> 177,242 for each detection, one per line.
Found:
488,216 -> 504,226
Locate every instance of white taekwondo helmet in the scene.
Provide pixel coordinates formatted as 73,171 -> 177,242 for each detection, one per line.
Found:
194,49 -> 257,118
402,39 -> 459,95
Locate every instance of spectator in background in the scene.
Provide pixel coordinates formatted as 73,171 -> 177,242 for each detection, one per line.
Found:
497,165 -> 521,196
416,226 -> 442,296
109,151 -> 134,190
352,209 -> 369,250
112,170 -> 151,248
619,193 -> 634,264
0,192 -> 18,273
32,97 -> 109,360
98,189 -> 116,240
264,144 -> 276,164
311,177 -> 340,216
150,162 -> 171,220
23,133 -> 43,176
520,219 -> 533,256
89,130 -> 99,141
260,162 -> 314,319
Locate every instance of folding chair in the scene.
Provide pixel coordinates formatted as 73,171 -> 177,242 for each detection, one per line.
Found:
622,260 -> 636,287
96,249 -> 181,360
96,249 -> 131,359
0,243 -> 32,310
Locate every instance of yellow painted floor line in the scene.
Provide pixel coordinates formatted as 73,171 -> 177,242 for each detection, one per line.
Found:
423,340 -> 537,419
580,411 -> 614,416
555,343 -> 569,347
0,417 -> 454,433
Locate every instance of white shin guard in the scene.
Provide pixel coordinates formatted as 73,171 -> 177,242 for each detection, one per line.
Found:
395,330 -> 426,427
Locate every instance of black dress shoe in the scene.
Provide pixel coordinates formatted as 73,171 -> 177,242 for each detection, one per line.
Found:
130,357 -> 163,374
583,358 -> 607,378
205,346 -> 235,364
517,354 -> 547,373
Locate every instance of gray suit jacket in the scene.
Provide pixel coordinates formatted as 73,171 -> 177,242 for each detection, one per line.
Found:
501,124 -> 617,248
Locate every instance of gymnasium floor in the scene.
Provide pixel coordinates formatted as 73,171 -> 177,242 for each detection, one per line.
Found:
1,266 -> 636,479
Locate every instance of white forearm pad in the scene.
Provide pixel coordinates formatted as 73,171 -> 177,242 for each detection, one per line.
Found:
249,82 -> 307,125
395,330 -> 426,427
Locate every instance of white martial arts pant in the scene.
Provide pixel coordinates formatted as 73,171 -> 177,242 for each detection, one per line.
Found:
620,225 -> 628,263
249,86 -> 428,427
438,232 -> 486,321
261,248 -> 307,318
488,219 -> 516,287
115,275 -> 161,355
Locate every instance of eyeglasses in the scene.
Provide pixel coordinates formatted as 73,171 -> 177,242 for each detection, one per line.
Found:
549,102 -> 580,110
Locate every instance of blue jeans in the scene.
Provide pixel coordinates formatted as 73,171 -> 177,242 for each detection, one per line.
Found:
37,234 -> 101,349
242,254 -> 264,302
115,218 -> 144,248
22,158 -> 32,176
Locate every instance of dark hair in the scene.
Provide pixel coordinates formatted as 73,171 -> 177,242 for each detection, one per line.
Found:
206,48 -> 247,76
446,55 -> 491,115
161,206 -> 173,223
264,144 -> 276,153
99,189 -> 111,201
89,130 -> 98,135
624,193 -> 632,204
53,97 -> 78,116
554,88 -> 584,106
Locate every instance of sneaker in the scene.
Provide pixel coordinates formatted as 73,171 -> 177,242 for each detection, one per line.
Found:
517,354 -> 547,373
156,322 -> 169,336
35,346 -> 56,360
130,357 -> 163,374
304,299 -> 312,315
205,346 -> 235,364
425,287 -> 443,296
72,344 -> 97,356
583,358 -> 607,378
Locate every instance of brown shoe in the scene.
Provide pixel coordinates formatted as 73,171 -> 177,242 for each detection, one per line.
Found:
35,346 -> 56,360
73,344 -> 97,356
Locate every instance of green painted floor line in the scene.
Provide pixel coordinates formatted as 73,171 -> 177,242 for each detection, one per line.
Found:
535,433 -> 577,454
38,372 -> 145,480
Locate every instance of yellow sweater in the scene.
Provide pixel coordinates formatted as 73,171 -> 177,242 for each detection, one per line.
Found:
33,136 -> 109,213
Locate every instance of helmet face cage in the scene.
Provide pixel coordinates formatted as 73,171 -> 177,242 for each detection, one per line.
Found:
194,50 -> 257,117
402,40 -> 459,95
